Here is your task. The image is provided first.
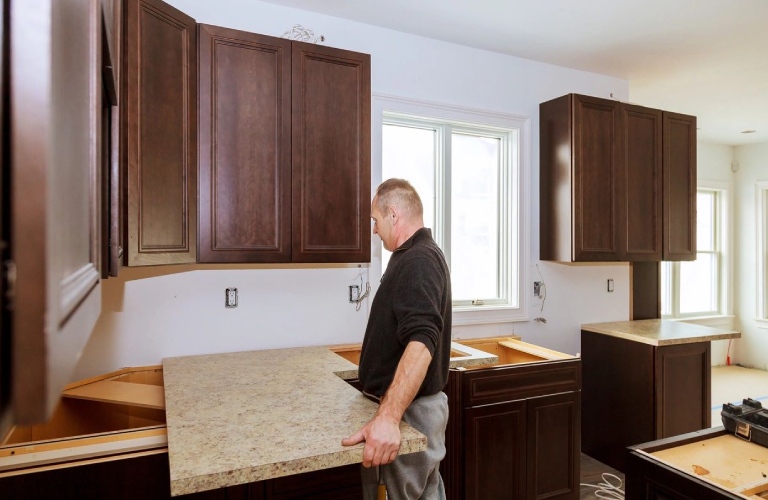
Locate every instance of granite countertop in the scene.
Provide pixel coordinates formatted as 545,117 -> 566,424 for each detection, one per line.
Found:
162,343 -> 496,496
581,319 -> 740,346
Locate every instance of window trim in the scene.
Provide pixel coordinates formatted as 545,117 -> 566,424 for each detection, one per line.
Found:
372,94 -> 531,325
661,180 -> 731,321
757,180 -> 768,328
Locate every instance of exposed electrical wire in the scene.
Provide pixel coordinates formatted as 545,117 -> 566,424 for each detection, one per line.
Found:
580,472 -> 624,499
535,263 -> 547,313
350,269 -> 371,312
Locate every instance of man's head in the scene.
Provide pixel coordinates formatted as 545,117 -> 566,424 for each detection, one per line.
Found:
371,178 -> 425,251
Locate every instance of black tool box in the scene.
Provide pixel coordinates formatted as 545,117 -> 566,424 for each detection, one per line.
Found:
721,398 -> 768,448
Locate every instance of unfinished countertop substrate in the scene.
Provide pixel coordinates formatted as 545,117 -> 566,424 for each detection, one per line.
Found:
162,343 -> 498,496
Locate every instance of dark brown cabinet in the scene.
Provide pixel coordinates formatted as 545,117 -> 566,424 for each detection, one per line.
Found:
581,329 -> 711,473
123,0 -> 198,266
197,24 -> 370,264
540,93 -> 696,262
441,338 -> 582,500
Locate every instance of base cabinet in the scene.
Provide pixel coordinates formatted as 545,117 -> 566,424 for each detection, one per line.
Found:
581,330 -> 711,473
626,427 -> 767,500
441,339 -> 582,500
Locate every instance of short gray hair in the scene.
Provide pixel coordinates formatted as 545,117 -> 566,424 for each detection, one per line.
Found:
374,178 -> 424,219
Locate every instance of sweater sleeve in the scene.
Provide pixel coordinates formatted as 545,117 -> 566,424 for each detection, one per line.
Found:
392,256 -> 445,355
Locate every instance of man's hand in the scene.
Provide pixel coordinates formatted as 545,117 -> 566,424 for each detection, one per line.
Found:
341,413 -> 402,467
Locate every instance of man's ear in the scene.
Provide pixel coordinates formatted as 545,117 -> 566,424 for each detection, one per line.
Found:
388,206 -> 399,225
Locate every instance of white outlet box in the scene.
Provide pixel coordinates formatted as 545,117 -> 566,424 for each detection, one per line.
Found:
225,287 -> 238,308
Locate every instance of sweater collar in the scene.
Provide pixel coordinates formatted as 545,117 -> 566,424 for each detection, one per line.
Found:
393,227 -> 432,253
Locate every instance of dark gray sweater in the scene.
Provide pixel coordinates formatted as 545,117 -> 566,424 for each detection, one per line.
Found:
358,228 -> 452,399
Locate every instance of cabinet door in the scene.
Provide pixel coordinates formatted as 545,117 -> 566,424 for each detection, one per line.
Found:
622,104 -> 663,261
198,25 -> 291,263
7,0 -> 102,429
655,341 -> 710,438
572,94 -> 622,261
526,392 -> 580,500
291,42 -> 370,263
125,0 -> 197,265
464,400 -> 527,500
662,111 -> 697,261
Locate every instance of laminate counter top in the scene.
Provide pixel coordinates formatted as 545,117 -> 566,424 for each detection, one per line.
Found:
162,343 -> 498,496
581,319 -> 740,346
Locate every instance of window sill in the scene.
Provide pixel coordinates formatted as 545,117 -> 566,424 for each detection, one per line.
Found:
452,305 -> 526,326
667,315 -> 736,329
755,318 -> 768,330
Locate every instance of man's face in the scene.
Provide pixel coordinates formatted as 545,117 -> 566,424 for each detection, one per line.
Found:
371,197 -> 395,251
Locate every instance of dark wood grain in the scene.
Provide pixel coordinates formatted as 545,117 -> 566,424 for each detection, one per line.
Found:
197,24 -> 292,263
125,0 -> 197,265
291,41 -> 370,263
663,111 -> 697,261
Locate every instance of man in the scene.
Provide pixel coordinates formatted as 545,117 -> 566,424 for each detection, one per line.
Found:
342,178 -> 452,500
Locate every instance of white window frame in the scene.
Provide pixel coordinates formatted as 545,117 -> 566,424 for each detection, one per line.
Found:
372,94 -> 531,325
757,180 -> 768,328
661,181 -> 732,323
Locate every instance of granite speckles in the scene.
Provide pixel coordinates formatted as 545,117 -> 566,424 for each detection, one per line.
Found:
163,347 -> 427,496
581,319 -> 740,346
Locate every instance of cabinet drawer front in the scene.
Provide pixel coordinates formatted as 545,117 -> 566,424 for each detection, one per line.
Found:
462,360 -> 581,407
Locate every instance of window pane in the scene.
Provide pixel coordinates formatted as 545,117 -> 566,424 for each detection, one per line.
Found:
451,133 -> 500,301
679,253 -> 717,314
697,192 -> 714,252
382,124 -> 437,270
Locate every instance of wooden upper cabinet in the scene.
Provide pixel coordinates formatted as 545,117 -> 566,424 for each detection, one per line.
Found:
622,104 -> 663,261
663,111 -> 697,261
292,42 -> 371,263
198,25 -> 292,263
6,0 -> 103,431
540,93 -> 695,262
124,0 -> 197,265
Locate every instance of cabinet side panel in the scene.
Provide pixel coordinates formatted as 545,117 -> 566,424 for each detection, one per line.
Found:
581,330 -> 654,472
291,42 -> 370,263
126,0 -> 197,265
198,25 -> 291,263
539,95 -> 572,261
663,112 -> 697,261
573,95 -> 621,261
623,105 -> 662,260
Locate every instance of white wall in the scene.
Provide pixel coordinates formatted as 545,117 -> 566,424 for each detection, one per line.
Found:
73,0 -> 632,381
732,143 -> 768,370
696,141 -> 736,365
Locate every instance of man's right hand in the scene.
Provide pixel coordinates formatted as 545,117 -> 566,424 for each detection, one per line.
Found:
341,413 -> 402,467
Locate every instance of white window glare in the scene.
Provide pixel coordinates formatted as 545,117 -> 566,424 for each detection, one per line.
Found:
376,99 -> 529,325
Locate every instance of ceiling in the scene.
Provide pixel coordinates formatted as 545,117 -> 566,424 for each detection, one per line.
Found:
262,0 -> 768,146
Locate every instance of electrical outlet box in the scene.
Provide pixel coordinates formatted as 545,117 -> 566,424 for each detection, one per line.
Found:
349,285 -> 360,303
225,287 -> 238,308
533,281 -> 543,297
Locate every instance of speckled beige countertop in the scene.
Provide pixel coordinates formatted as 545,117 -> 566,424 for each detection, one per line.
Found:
162,343 -> 496,496
581,319 -> 740,346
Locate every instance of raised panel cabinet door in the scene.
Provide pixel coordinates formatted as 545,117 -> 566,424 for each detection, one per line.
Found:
663,111 -> 697,261
572,94 -> 622,261
198,25 -> 291,263
291,42 -> 371,263
622,104 -> 663,261
654,341 -> 711,439
526,392 -> 580,500
125,0 -> 197,265
464,400 -> 527,500
8,0 -> 102,428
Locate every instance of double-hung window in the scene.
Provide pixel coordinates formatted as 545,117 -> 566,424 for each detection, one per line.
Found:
374,97 -> 530,324
661,183 -> 730,319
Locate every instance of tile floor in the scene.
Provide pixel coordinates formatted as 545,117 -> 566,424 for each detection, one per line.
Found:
578,364 -> 768,499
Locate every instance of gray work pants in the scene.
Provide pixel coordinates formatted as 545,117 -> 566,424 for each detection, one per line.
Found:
361,391 -> 449,500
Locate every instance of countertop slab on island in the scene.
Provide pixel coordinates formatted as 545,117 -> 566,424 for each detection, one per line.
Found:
581,319 -> 740,346
162,346 -> 426,496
